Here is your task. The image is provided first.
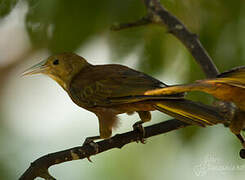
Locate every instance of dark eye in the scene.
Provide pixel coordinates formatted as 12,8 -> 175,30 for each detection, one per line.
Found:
53,59 -> 59,65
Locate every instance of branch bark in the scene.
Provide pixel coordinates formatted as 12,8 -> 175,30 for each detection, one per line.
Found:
19,119 -> 189,180
20,1 -> 224,179
111,0 -> 219,78
144,0 -> 219,78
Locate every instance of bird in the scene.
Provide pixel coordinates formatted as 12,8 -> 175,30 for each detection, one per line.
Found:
23,52 -> 224,144
144,66 -> 245,148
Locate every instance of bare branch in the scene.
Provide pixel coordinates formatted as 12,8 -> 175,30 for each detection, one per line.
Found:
111,0 -> 219,78
110,15 -> 152,31
145,0 -> 219,78
19,119 -> 189,180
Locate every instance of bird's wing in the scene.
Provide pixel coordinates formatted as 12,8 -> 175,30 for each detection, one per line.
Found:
70,64 -> 183,107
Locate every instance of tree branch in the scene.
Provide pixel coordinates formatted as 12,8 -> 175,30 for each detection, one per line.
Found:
111,0 -> 219,78
145,0 -> 220,78
19,119 -> 190,180
110,15 -> 152,31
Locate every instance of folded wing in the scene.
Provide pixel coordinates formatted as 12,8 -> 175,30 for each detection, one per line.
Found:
70,64 -> 184,107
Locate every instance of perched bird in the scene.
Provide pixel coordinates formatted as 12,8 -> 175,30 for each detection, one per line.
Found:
23,53 -> 224,143
145,66 -> 245,147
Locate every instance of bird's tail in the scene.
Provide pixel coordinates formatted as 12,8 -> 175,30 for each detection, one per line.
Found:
154,99 -> 225,127
204,66 -> 245,88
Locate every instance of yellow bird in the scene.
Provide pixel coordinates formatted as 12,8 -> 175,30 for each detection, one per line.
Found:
23,52 -> 224,144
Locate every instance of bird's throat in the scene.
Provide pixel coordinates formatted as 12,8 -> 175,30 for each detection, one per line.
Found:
48,74 -> 69,92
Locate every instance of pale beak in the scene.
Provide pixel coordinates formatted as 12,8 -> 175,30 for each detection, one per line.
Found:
22,60 -> 49,76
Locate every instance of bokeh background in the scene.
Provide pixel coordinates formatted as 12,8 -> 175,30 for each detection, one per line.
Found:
1,0 -> 245,179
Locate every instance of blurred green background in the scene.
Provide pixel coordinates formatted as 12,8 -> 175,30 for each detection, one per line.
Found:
0,0 -> 245,179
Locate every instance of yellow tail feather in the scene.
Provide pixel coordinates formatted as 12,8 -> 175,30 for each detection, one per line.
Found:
154,99 -> 225,127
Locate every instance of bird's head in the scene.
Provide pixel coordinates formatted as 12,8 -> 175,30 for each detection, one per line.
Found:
23,52 -> 90,90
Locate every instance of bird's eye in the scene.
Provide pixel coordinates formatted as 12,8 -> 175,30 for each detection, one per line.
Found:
53,59 -> 59,65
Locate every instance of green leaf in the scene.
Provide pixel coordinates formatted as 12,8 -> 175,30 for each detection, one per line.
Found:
0,0 -> 18,18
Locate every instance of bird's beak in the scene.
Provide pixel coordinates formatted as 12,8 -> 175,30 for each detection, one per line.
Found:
22,60 -> 49,76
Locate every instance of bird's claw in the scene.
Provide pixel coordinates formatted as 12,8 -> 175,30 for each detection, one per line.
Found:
82,138 -> 100,162
87,156 -> 93,163
235,134 -> 245,159
239,140 -> 245,159
133,122 -> 146,144
240,149 -> 245,159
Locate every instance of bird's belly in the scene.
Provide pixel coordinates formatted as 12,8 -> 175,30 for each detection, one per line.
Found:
104,101 -> 156,115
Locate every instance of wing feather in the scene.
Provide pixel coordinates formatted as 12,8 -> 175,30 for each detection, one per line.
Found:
70,64 -> 183,107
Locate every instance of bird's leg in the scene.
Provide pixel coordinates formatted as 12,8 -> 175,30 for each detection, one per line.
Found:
133,121 -> 146,144
82,136 -> 100,162
133,111 -> 151,144
230,110 -> 245,159
235,134 -> 245,159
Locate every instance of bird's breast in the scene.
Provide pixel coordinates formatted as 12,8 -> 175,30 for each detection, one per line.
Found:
68,86 -> 94,109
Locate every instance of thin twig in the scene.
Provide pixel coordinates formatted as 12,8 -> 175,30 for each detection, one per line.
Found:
111,0 -> 219,78
145,0 -> 219,78
110,15 -> 152,31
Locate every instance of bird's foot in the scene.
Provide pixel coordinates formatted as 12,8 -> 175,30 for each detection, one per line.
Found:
235,134 -> 245,159
82,136 -> 100,162
240,149 -> 245,159
133,121 -> 146,144
240,141 -> 245,159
